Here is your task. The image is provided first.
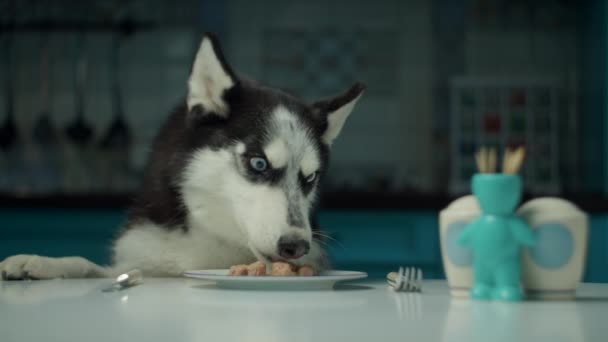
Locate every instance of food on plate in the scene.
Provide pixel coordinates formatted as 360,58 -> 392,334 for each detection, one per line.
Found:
229,264 -> 248,276
228,261 -> 315,276
297,265 -> 314,276
271,261 -> 297,276
246,260 -> 267,276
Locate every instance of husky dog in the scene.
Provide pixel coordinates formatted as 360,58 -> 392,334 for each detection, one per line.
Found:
0,33 -> 364,279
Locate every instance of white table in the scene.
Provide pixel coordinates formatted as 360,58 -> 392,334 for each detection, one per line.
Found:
1,278 -> 607,342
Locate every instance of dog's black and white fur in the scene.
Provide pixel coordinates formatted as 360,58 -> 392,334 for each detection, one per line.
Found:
0,33 -> 364,279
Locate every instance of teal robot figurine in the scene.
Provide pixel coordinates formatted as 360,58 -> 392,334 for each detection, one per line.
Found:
457,147 -> 536,301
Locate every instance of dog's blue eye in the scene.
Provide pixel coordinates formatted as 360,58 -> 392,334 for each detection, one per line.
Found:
249,157 -> 268,172
305,172 -> 317,183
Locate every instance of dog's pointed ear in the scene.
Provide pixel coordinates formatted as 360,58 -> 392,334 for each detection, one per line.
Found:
312,83 -> 365,145
187,33 -> 238,119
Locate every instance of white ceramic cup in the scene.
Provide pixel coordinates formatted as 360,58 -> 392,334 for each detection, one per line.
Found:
517,197 -> 589,300
439,195 -> 480,297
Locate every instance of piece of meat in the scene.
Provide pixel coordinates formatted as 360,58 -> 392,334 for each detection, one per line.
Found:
229,261 -> 316,276
297,265 -> 315,276
229,264 -> 248,276
271,261 -> 296,276
247,261 -> 267,276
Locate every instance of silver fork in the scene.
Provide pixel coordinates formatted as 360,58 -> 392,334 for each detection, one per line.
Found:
387,267 -> 423,292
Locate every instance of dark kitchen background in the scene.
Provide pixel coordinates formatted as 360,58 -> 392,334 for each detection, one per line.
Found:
1,0 -> 607,281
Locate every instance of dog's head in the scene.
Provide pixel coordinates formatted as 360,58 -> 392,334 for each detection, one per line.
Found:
180,33 -> 364,262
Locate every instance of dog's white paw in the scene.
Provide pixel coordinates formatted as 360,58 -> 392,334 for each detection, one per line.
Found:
1,255 -> 74,280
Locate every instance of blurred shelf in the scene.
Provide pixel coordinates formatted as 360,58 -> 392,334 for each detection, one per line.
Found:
0,20 -> 164,33
1,191 -> 608,212
0,192 -> 134,209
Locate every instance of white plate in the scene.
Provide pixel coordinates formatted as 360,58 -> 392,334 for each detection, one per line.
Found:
183,269 -> 368,290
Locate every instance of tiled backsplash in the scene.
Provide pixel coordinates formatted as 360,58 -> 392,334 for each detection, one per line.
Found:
226,0 -> 436,192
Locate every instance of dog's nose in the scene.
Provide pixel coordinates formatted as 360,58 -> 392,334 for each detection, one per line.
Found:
277,237 -> 310,259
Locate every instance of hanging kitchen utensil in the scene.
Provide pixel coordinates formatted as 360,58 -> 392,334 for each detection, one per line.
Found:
30,33 -> 60,194
66,35 -> 94,145
0,40 -> 17,152
0,32 -> 26,194
63,32 -> 94,193
99,30 -> 132,193
0,36 -> 15,191
0,2 -> 16,153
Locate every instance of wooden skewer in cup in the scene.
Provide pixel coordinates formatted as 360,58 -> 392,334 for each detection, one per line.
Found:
502,147 -> 512,173
512,147 -> 526,173
475,147 -> 488,173
475,149 -> 483,173
488,148 -> 497,173
475,146 -> 498,173
502,146 -> 526,174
